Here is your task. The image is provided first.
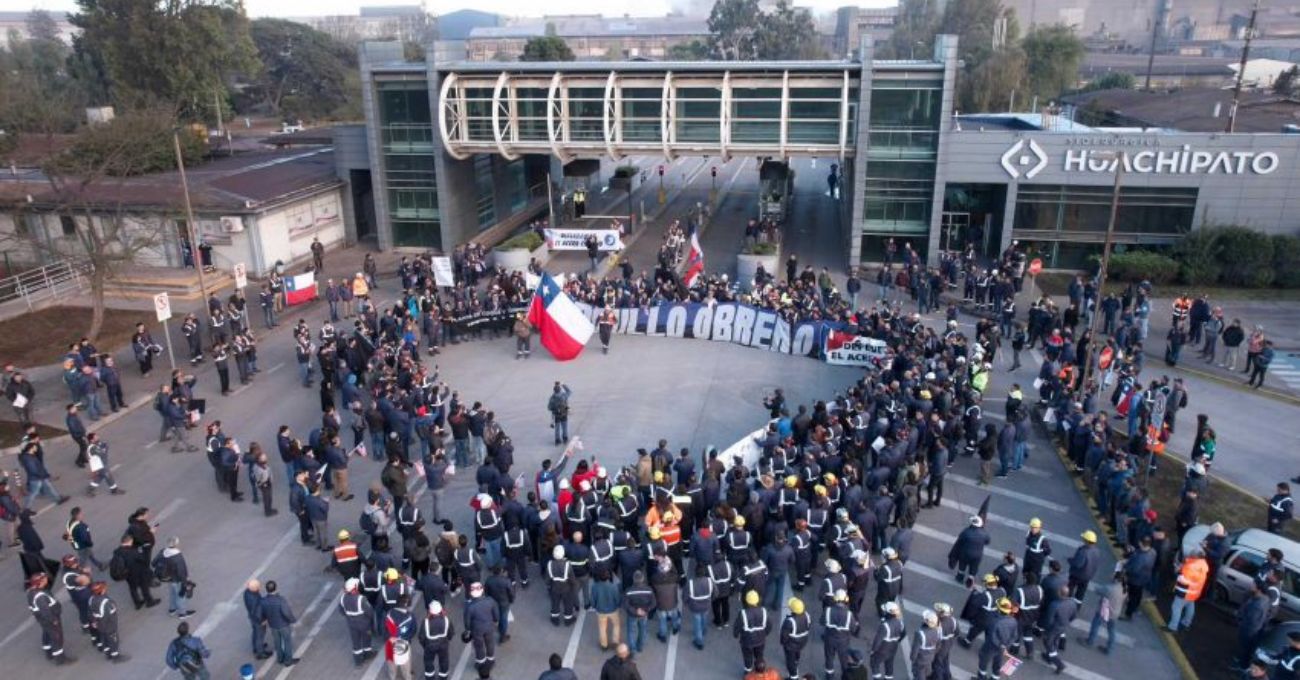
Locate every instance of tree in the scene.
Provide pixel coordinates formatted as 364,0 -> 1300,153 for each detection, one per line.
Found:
0,12 -> 88,143
1022,24 -> 1084,104
70,0 -> 258,122
666,40 -> 710,61
1274,65 -> 1299,95
4,109 -> 202,340
753,0 -> 822,60
962,47 -> 1027,113
883,0 -> 939,59
1079,72 -> 1136,93
248,19 -> 360,121
520,36 -> 574,62
708,0 -> 762,60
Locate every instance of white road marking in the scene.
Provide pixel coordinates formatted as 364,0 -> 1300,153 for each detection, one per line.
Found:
271,581 -> 336,680
268,362 -> 286,374
662,616 -> 679,680
448,643 -> 474,680
155,497 -> 187,524
359,640 -> 387,680
939,499 -> 1083,549
946,473 -> 1070,512
561,608 -> 589,666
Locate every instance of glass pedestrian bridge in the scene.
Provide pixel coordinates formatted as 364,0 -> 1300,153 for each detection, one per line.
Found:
434,60 -> 940,163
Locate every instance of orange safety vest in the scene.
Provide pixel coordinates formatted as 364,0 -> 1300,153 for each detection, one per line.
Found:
334,542 -> 360,565
1145,425 -> 1166,456
660,521 -> 682,546
1176,557 -> 1208,602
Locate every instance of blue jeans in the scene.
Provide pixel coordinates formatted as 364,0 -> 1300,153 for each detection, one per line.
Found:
626,617 -> 646,653
470,436 -> 485,464
1013,442 -> 1027,470
998,450 -> 1012,476
263,306 -> 276,328
553,418 -> 569,444
298,361 -> 312,386
497,602 -> 510,637
85,393 -> 104,420
691,611 -> 707,647
271,626 -> 294,663
328,300 -> 339,322
250,617 -> 267,654
765,573 -> 787,610
370,431 -> 386,461
168,581 -> 189,613
656,609 -> 680,640
1085,610 -> 1115,651
1168,596 -> 1195,631
453,439 -> 469,468
484,538 -> 503,570
24,478 -> 60,507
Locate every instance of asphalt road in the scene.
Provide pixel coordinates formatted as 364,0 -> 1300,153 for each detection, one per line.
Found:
0,165 -> 1179,680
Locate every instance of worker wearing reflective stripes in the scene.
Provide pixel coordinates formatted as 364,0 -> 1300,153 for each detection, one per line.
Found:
339,579 -> 375,665
418,601 -> 453,680
547,546 -> 578,625
931,603 -> 958,680
1012,576 -> 1043,653
333,531 -> 361,580
870,601 -> 905,680
733,590 -> 771,673
88,582 -> 124,662
781,598 -> 812,680
910,610 -> 940,680
27,574 -> 69,665
822,589 -> 858,678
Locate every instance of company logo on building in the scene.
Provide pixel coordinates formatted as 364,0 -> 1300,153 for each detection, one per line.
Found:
1000,139 -> 1048,179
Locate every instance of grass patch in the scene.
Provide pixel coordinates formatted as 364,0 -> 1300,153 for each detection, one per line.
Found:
1034,273 -> 1300,302
0,306 -> 145,368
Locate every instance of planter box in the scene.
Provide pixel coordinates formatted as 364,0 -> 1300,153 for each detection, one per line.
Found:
493,242 -> 549,274
736,247 -> 780,290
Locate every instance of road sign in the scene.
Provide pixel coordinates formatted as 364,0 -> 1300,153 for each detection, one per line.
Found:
658,165 -> 664,176
233,262 -> 248,288
154,292 -> 172,322
1028,258 -> 1043,276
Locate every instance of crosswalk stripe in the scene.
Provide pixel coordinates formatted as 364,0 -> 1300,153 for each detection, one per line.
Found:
939,499 -> 1084,549
910,524 -> 1107,596
901,562 -> 1135,648
946,473 -> 1070,512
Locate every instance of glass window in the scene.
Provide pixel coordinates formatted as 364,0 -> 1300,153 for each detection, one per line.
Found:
474,155 -> 496,229
1228,550 -> 1268,578
1013,184 -> 1197,236
60,215 -> 77,236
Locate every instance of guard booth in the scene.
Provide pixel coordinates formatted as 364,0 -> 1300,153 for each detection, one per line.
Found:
759,160 -> 795,223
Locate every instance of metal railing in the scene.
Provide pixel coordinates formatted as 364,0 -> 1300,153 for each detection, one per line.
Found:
0,259 -> 94,310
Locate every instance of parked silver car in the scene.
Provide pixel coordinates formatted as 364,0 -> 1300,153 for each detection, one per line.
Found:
1181,524 -> 1300,620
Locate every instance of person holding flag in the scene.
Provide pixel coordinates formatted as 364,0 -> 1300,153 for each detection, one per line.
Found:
526,273 -> 594,361
683,222 -> 704,288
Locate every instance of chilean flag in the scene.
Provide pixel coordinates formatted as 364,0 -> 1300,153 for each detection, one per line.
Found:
683,222 -> 704,287
527,273 -> 594,361
285,271 -> 317,306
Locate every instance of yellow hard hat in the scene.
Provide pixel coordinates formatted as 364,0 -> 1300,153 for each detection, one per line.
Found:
734,516 -> 746,528
745,590 -> 760,607
784,475 -> 798,488
823,473 -> 837,484
648,526 -> 661,539
662,511 -> 675,523
1081,530 -> 1097,544
997,597 -> 1013,614
814,484 -> 828,496
654,471 -> 665,483
337,529 -> 351,541
1029,518 -> 1042,530
385,568 -> 399,582
983,574 -> 998,586
788,598 -> 805,615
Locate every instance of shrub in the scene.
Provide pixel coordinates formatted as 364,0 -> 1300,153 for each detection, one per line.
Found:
743,241 -> 779,256
1102,250 -> 1179,284
1173,229 -> 1223,286
495,231 -> 543,251
1272,234 -> 1300,288
1215,226 -> 1275,288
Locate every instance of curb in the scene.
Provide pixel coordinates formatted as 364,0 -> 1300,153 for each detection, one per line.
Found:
1036,415 -> 1200,680
1,392 -> 155,457
1146,355 -> 1300,408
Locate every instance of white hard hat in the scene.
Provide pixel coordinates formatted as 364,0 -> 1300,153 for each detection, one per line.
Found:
344,578 -> 360,591
553,545 -> 566,560
923,609 -> 938,626
428,600 -> 443,615
970,515 -> 984,528
826,559 -> 841,574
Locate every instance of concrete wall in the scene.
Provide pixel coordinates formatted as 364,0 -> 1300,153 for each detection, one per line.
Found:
250,190 -> 347,274
937,130 -> 1300,237
333,123 -> 373,244
2,212 -> 184,269
925,34 -> 961,266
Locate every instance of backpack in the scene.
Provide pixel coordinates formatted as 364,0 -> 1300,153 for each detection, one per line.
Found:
360,508 -> 378,535
109,551 -> 129,582
152,554 -> 171,582
153,392 -> 165,413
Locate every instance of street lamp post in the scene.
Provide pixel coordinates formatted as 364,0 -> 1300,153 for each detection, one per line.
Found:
173,130 -> 211,304
1079,151 -> 1125,400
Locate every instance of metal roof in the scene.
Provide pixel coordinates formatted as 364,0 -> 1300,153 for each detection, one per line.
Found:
438,59 -> 869,74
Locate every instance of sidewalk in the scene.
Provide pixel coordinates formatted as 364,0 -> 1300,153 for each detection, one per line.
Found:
3,243 -> 405,447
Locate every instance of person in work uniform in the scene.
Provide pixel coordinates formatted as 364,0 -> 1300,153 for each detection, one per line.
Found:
792,518 -> 814,590
734,590 -> 771,674
381,568 -> 412,633
822,589 -> 858,678
959,574 -> 1005,648
781,597 -> 812,680
820,559 -> 848,610
1023,518 -> 1051,583
870,601 -> 905,680
948,516 -> 991,584
597,307 -> 617,355
419,600 -> 453,680
463,582 -> 498,677
976,598 -> 1020,680
709,552 -> 735,628
503,517 -> 532,588
359,559 -> 385,635
1040,585 -> 1077,674
339,578 -> 376,666
624,570 -> 655,653
547,545 -> 578,626
88,581 -> 126,662
181,314 -> 204,364
61,558 -> 93,639
1011,572 -> 1043,655
27,572 -> 72,664
910,609 -> 940,680
333,530 -> 362,580
932,602 -> 958,680
1068,531 -> 1100,604
685,564 -> 714,650
876,547 -> 904,613
565,531 -> 593,610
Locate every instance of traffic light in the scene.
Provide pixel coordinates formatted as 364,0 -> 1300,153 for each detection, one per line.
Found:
658,165 -> 665,176
711,167 -> 717,177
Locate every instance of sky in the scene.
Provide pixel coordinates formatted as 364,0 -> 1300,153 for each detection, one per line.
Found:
4,0 -> 896,20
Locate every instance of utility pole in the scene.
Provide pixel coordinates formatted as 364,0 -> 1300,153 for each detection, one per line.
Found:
1081,151 -> 1124,401
1143,6 -> 1162,91
174,130 -> 211,304
1227,0 -> 1261,133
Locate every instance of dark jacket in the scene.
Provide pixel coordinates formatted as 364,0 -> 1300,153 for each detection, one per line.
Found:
261,593 -> 297,630
600,655 -> 644,680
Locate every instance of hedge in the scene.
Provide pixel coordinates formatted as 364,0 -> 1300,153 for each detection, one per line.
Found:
496,231 -> 544,251
1103,251 -> 1180,284
1108,227 -> 1300,289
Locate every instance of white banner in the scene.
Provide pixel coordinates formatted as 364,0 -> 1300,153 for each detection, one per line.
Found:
719,424 -> 768,473
824,332 -> 890,366
431,256 -> 454,287
544,228 -> 625,252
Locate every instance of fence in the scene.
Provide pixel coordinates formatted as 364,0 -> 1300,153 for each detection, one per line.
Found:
0,259 -> 94,311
